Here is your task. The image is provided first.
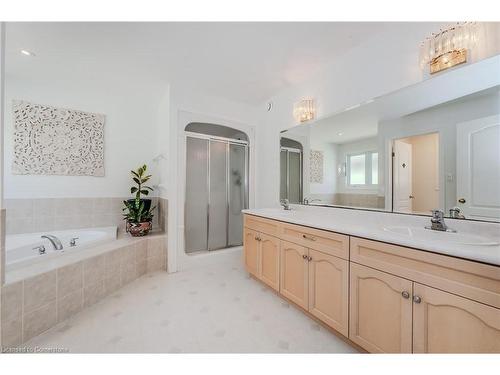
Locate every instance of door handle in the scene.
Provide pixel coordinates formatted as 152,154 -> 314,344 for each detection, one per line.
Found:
458,198 -> 466,204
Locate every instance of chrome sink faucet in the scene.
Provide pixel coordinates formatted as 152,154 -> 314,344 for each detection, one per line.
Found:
425,210 -> 456,232
280,199 -> 291,211
41,234 -> 63,250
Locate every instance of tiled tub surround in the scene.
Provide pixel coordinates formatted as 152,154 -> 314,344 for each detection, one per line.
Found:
0,233 -> 167,347
4,197 -> 168,235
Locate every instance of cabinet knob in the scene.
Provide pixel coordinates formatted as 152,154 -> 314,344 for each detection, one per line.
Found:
401,291 -> 410,299
458,198 -> 466,204
413,295 -> 422,304
307,256 -> 313,262
302,254 -> 308,259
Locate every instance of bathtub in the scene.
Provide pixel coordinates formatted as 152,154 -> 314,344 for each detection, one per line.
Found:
5,226 -> 118,269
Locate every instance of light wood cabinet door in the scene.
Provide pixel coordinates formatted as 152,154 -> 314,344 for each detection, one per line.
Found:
260,233 -> 280,291
308,249 -> 349,337
413,283 -> 500,353
280,240 -> 309,309
244,228 -> 259,276
349,263 -> 413,353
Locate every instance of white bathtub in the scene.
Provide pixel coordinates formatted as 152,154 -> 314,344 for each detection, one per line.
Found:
5,226 -> 118,269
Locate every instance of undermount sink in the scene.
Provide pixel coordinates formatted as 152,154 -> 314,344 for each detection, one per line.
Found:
383,226 -> 500,246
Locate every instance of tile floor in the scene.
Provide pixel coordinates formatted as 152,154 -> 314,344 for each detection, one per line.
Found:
25,248 -> 358,353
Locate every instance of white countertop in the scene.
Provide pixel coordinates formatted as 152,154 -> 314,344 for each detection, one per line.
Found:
243,205 -> 500,266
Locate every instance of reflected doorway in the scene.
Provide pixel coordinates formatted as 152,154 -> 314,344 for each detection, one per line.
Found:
393,132 -> 439,214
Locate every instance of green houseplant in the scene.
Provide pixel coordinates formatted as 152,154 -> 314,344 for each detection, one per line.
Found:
123,164 -> 155,237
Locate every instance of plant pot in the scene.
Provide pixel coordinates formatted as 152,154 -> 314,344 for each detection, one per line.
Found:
126,220 -> 152,237
127,198 -> 152,212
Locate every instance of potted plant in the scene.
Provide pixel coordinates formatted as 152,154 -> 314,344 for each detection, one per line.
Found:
128,164 -> 153,211
123,164 -> 155,237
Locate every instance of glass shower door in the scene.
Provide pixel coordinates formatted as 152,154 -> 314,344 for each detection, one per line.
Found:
208,140 -> 228,250
228,143 -> 247,247
288,151 -> 302,203
185,137 -> 209,253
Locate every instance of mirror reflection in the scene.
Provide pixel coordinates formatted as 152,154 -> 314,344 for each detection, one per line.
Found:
281,64 -> 500,222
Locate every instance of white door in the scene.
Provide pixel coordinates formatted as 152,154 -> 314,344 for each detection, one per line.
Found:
457,115 -> 500,221
393,140 -> 413,213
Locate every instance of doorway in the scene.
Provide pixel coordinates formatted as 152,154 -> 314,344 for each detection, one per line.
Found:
393,132 -> 439,214
184,123 -> 249,254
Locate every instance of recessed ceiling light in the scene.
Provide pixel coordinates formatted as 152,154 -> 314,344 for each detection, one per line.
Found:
337,132 -> 344,136
20,49 -> 36,57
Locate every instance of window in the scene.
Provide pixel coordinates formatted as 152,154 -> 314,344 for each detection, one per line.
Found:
347,151 -> 378,186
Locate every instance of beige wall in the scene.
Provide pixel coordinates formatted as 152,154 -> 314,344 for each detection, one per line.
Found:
399,133 -> 439,213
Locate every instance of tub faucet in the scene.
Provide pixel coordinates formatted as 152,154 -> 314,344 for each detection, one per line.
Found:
41,235 -> 63,250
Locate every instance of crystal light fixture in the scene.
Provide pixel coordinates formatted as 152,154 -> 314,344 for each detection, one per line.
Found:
419,22 -> 480,74
293,99 -> 315,123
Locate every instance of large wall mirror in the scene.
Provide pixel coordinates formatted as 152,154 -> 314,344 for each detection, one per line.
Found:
280,56 -> 500,222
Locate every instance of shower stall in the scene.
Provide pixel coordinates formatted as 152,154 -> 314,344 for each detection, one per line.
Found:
185,123 -> 249,253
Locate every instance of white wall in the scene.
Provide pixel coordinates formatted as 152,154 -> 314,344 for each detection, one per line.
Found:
256,23 -> 500,209
3,75 -> 165,199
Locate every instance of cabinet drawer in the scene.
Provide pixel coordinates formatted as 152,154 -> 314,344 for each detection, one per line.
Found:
244,214 -> 280,237
350,237 -> 500,309
280,223 -> 349,260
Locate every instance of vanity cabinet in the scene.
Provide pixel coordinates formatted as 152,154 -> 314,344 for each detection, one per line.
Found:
259,233 -> 280,291
412,283 -> 500,353
349,262 -> 413,353
308,249 -> 349,336
280,240 -> 349,335
350,237 -> 500,353
280,240 -> 309,309
243,228 -> 280,290
243,213 -> 500,353
243,228 -> 260,276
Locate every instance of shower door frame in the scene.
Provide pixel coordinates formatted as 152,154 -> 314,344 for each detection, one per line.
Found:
185,131 -> 249,252
280,146 -> 303,203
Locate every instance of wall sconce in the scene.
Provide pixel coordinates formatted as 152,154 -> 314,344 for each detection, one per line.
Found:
419,22 -> 480,74
293,99 -> 315,123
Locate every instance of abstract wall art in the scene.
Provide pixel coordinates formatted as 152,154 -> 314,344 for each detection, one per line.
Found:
12,100 -> 105,176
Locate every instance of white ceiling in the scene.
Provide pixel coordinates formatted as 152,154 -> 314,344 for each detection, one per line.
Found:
5,22 -> 400,105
